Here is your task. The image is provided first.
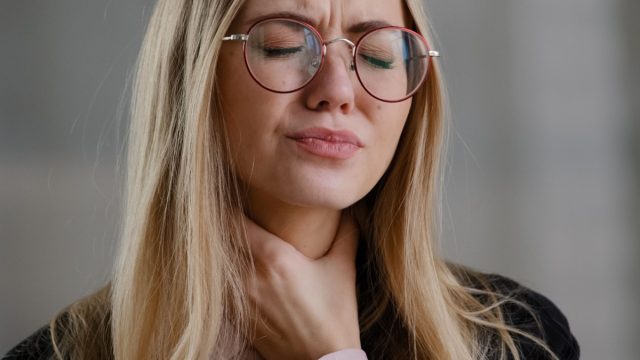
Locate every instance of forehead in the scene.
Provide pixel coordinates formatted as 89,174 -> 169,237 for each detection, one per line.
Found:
234,0 -> 411,33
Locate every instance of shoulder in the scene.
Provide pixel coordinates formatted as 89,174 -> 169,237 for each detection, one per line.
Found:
480,273 -> 581,360
4,289 -> 112,360
3,324 -> 54,360
3,311 -> 73,360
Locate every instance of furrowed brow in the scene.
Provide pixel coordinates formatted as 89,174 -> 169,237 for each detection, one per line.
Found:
347,20 -> 393,34
245,11 -> 318,28
244,12 -> 394,34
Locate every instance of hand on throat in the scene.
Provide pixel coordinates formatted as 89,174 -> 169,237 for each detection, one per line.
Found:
243,187 -> 343,260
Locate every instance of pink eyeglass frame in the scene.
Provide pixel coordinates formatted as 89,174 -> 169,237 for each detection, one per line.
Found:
222,17 -> 440,103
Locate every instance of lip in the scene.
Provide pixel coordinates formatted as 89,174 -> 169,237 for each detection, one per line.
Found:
287,127 -> 363,146
286,127 -> 363,160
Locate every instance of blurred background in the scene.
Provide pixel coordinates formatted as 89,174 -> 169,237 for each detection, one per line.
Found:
1,0 -> 637,358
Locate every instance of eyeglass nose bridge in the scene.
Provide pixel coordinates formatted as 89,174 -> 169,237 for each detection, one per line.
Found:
322,37 -> 356,71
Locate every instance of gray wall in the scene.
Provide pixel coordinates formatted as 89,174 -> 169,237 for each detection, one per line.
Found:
0,0 -> 148,352
429,0 -> 639,359
1,0 -> 637,358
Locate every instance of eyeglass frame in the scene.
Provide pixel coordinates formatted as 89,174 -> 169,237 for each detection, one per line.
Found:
221,17 -> 440,103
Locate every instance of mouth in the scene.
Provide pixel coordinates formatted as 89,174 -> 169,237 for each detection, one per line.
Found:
290,137 -> 361,159
286,127 -> 363,160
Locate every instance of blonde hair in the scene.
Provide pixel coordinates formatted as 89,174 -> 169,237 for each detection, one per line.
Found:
49,0 -> 558,359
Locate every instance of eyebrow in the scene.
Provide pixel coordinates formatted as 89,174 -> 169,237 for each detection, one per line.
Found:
244,11 -> 394,34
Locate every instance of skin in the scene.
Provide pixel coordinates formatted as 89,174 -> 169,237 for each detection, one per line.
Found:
216,0 -> 413,358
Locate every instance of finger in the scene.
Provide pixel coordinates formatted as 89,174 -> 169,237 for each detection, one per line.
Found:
324,211 -> 360,264
241,214 -> 298,267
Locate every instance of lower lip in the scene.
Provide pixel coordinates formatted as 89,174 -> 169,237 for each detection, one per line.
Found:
291,137 -> 360,159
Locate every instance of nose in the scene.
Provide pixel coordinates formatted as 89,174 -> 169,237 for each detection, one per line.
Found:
303,38 -> 357,114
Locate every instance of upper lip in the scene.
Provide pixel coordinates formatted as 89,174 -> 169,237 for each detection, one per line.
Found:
286,127 -> 363,147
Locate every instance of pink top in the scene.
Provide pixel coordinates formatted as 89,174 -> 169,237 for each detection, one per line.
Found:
318,348 -> 368,359
219,345 -> 367,359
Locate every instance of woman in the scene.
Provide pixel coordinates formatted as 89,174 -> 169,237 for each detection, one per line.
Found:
5,0 -> 580,359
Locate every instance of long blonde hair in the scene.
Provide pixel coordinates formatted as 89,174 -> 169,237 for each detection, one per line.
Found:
49,0 -> 557,359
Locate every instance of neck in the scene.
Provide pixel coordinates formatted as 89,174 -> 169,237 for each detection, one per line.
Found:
243,188 -> 342,260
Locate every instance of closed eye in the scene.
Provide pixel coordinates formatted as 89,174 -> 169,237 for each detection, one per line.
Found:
262,46 -> 305,57
359,53 -> 394,69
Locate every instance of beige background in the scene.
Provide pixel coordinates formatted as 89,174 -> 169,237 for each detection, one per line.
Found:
1,0 -> 638,358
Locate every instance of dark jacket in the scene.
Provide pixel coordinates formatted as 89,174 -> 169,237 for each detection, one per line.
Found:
3,274 -> 580,359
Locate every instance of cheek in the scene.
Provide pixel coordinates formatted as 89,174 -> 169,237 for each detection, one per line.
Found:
224,101 -> 274,174
371,102 -> 411,163
218,54 -> 284,166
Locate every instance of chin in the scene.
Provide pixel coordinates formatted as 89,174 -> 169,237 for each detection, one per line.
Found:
280,187 -> 363,210
285,172 -> 379,208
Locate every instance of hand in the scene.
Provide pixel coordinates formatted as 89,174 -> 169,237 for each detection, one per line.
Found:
242,211 -> 362,360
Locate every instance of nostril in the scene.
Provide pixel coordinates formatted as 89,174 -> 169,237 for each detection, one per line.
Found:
317,100 -> 329,109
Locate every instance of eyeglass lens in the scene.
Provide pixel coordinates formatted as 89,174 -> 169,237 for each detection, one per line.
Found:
244,19 -> 429,102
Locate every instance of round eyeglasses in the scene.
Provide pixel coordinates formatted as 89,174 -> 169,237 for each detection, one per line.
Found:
222,18 -> 440,103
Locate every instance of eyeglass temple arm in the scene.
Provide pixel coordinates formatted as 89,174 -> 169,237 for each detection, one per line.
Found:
406,51 -> 440,62
222,34 -> 249,41
222,34 -> 440,58
404,51 -> 441,62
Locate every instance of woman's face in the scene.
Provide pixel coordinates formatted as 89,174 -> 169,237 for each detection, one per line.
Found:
217,0 -> 413,209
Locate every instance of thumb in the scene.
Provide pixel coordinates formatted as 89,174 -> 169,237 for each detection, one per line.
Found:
324,211 -> 360,265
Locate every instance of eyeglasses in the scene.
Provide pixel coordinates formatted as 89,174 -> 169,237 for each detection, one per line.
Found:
222,17 -> 439,103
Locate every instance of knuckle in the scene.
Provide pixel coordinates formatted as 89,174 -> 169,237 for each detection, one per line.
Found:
268,253 -> 296,276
